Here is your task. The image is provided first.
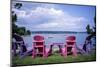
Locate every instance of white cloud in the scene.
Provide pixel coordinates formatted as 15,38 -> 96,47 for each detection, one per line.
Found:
13,6 -> 87,31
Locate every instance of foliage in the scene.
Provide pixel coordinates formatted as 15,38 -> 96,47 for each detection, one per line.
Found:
14,3 -> 22,9
12,11 -> 17,23
86,24 -> 93,34
86,16 -> 96,35
12,3 -> 31,36
26,30 -> 31,35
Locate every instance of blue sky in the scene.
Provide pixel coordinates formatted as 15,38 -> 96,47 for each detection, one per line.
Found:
12,1 -> 96,32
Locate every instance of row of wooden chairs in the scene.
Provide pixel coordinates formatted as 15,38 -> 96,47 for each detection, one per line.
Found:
32,35 -> 77,58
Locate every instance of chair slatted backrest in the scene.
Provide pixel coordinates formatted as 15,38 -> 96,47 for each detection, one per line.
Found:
34,35 -> 44,41
66,36 -> 76,45
65,36 -> 77,56
33,35 -> 44,46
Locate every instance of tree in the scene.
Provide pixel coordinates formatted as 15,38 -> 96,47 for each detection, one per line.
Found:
12,11 -> 17,23
12,3 -> 31,35
26,30 -> 31,35
14,3 -> 22,9
83,16 -> 96,52
86,24 -> 93,34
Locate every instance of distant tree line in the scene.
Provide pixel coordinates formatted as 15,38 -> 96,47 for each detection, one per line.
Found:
12,3 -> 31,36
32,31 -> 86,34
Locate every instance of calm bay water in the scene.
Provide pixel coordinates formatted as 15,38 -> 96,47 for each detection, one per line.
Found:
22,32 -> 96,50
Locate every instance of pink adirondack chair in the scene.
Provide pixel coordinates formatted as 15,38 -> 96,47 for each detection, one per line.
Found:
32,35 -> 45,58
32,35 -> 53,58
65,36 -> 77,57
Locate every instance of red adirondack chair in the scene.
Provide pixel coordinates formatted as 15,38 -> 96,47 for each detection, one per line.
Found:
32,35 -> 53,58
65,36 -> 77,57
32,35 -> 45,58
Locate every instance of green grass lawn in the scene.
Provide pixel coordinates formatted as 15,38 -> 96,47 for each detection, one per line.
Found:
12,53 -> 96,66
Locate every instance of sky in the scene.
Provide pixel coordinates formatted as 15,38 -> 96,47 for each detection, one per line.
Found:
12,1 -> 96,32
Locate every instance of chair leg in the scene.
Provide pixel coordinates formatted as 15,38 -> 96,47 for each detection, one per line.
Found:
64,47 -> 67,57
19,45 -> 23,56
43,47 -> 45,58
13,44 -> 16,56
44,53 -> 47,58
43,52 -> 45,58
72,46 -> 77,57
32,44 -> 35,58
32,48 -> 35,58
32,51 -> 35,58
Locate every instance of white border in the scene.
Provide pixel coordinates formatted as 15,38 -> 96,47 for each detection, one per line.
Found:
0,0 -> 10,67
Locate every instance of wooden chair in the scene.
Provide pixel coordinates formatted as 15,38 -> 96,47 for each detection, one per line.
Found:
65,36 -> 77,57
32,35 -> 53,58
32,35 -> 45,58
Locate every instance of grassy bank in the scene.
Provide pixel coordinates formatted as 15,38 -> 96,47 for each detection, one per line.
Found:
12,53 -> 96,66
